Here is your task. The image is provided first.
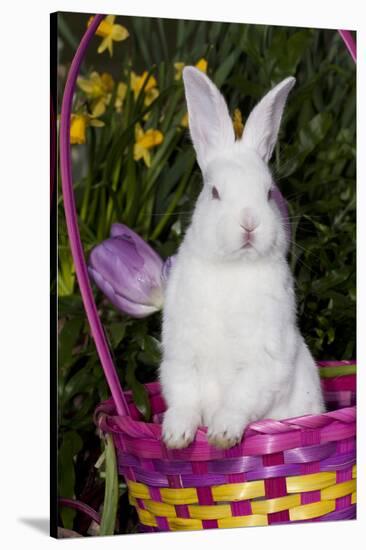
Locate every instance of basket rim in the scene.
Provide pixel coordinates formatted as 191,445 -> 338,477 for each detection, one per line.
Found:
95,361 -> 356,459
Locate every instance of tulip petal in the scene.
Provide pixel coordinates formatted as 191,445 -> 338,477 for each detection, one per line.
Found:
89,234 -> 163,306
110,224 -> 163,279
89,238 -> 146,302
89,267 -> 159,318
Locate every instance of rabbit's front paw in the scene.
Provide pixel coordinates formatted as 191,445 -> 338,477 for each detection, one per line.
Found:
162,407 -> 200,449
207,409 -> 247,449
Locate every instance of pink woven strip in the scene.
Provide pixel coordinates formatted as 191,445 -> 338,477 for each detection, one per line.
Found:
301,462 -> 321,475
229,473 -> 252,517
301,490 -> 321,505
335,438 -> 355,511
263,453 -> 289,524
322,374 -> 356,391
192,463 -> 218,529
149,486 -> 170,531
167,475 -> 190,519
224,442 -> 252,516
335,467 -> 353,510
300,453 -> 321,504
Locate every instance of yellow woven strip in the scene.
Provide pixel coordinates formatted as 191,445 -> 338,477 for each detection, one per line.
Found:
321,479 -> 356,501
127,480 -> 151,500
188,504 -> 231,520
128,480 -> 199,505
168,517 -> 203,531
160,487 -> 199,505
212,480 -> 265,502
352,465 -> 357,478
128,479 -> 265,505
286,471 -> 336,493
143,499 -> 177,518
252,494 -> 301,515
289,500 -> 335,521
218,514 -> 268,528
352,491 -> 356,504
136,507 -> 158,527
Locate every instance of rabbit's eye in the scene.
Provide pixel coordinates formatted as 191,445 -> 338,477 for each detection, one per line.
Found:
267,188 -> 273,201
212,186 -> 220,200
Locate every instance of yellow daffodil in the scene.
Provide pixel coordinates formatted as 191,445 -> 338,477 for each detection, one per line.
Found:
174,62 -> 185,81
134,124 -> 164,167
195,58 -> 208,73
130,71 -> 159,108
233,108 -> 244,139
70,113 -> 104,145
115,82 -> 128,112
174,58 -> 208,81
88,15 -> 129,56
77,71 -> 115,116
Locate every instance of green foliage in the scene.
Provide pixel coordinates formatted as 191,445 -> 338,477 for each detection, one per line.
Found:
57,16 -> 355,535
100,434 -> 119,536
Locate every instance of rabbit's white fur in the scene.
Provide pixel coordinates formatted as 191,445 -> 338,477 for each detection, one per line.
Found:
160,67 -> 324,449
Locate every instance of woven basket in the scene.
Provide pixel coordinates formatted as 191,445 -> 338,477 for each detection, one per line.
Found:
59,15 -> 356,534
95,361 -> 356,531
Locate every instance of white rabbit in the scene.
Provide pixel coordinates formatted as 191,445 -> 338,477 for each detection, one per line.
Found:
160,67 -> 324,450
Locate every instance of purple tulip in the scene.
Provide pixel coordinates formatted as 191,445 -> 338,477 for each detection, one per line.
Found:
88,223 -> 164,318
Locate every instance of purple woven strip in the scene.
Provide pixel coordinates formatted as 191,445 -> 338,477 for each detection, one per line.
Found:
317,504 -> 356,522
118,448 -> 355,487
118,439 -> 353,475
59,14 -> 128,416
284,441 -> 337,463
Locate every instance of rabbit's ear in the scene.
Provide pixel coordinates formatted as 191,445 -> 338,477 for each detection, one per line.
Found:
182,67 -> 235,170
241,77 -> 296,163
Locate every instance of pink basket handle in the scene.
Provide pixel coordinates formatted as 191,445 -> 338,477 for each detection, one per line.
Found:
338,30 -> 356,62
59,14 -> 128,416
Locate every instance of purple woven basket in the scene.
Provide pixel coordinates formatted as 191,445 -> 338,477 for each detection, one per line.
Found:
59,15 -> 356,532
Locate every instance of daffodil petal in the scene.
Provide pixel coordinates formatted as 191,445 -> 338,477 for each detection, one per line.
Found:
105,15 -> 116,25
89,119 -> 105,127
133,144 -> 143,161
77,77 -> 94,95
97,37 -> 109,54
91,98 -> 106,118
143,149 -> 151,167
111,25 -> 129,41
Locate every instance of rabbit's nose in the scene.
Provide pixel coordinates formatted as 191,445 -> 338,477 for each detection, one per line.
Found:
240,209 -> 259,232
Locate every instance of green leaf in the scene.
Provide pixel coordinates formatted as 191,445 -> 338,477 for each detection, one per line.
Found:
59,318 -> 83,369
58,431 -> 83,529
100,434 -> 119,536
107,323 -> 127,348
126,357 -> 151,421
